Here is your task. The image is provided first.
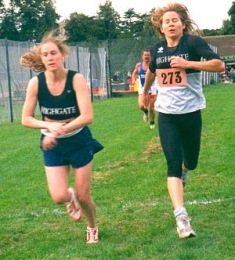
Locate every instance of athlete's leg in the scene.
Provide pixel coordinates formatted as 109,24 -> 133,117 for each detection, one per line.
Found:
138,94 -> 149,121
45,165 -> 71,203
74,162 -> 97,228
158,113 -> 183,209
158,113 -> 197,238
181,110 -> 202,170
149,94 -> 157,126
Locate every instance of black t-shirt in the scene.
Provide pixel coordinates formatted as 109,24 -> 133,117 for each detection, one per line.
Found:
149,34 -> 222,74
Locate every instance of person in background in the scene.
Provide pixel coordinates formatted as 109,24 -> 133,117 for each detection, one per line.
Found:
20,31 -> 104,244
132,49 -> 158,129
141,3 -> 224,238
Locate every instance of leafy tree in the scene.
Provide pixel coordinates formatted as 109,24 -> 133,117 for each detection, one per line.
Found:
220,19 -> 233,35
217,1 -> 235,35
120,8 -> 139,37
228,1 -> 235,34
0,0 -> 5,17
0,1 -> 19,40
0,0 -> 59,41
202,29 -> 221,36
96,0 -> 120,40
14,0 -> 59,41
141,13 -> 155,38
64,13 -> 97,43
121,9 -> 154,39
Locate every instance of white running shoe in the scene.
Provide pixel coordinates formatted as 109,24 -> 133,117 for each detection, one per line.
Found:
150,123 -> 155,129
176,214 -> 196,239
66,188 -> 82,222
86,227 -> 99,244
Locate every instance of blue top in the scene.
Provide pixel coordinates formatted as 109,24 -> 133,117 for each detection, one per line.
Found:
139,62 -> 146,87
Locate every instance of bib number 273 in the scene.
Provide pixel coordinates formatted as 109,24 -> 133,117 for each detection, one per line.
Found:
156,68 -> 187,87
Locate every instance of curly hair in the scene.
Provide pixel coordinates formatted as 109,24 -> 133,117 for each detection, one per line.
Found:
20,31 -> 70,72
151,2 -> 201,39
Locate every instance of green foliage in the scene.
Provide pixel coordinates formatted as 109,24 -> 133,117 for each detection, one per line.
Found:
0,84 -> 234,259
0,0 -> 59,41
64,1 -> 156,44
1,0 -> 234,42
0,9 -> 19,40
216,1 -> 235,35
64,13 -> 97,42
220,19 -> 233,35
96,1 -> 121,40
120,9 -> 152,39
228,0 -> 235,34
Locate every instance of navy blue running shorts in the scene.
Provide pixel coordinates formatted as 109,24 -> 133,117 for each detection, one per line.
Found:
40,126 -> 104,168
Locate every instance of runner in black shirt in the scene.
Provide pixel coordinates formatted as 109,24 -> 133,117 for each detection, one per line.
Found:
141,2 -> 224,239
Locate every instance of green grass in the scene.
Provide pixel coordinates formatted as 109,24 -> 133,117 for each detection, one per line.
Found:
0,83 -> 234,259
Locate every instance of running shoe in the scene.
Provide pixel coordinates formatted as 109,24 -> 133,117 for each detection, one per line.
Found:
66,188 -> 82,222
86,227 -> 99,244
176,214 -> 196,239
150,123 -> 155,129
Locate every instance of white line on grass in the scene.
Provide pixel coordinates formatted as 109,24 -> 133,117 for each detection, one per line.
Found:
186,197 -> 235,205
15,197 -> 234,217
122,197 -> 235,209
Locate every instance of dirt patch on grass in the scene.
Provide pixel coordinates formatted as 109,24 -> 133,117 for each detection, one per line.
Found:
143,136 -> 163,155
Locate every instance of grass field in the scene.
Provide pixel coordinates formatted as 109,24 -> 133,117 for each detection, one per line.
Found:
0,83 -> 234,259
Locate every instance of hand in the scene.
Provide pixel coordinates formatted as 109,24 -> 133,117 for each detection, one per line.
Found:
140,93 -> 149,109
47,122 -> 66,137
41,136 -> 57,150
169,56 -> 188,69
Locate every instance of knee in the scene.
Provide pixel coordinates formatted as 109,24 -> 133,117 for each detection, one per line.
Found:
186,163 -> 197,171
139,103 -> 145,110
167,160 -> 182,178
51,191 -> 69,204
77,192 -> 90,205
185,161 -> 198,171
52,196 -> 66,204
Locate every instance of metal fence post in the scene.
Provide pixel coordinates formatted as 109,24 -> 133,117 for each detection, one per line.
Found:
106,40 -> 112,97
5,38 -> 14,122
76,45 -> 80,72
89,51 -> 93,102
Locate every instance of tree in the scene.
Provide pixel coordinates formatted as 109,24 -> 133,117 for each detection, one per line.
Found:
228,1 -> 235,34
120,8 -> 139,37
0,1 -> 19,40
0,0 -> 59,41
64,13 -> 97,43
96,0 -> 121,40
218,1 -> 235,35
202,29 -> 221,36
220,19 -> 233,35
15,0 -> 59,41
0,0 -> 4,18
120,9 -> 153,39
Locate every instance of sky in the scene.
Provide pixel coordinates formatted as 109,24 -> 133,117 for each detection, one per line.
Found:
56,0 -> 233,30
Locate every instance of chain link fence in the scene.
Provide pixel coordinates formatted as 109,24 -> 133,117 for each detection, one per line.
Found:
0,39 -> 109,123
0,37 -> 219,123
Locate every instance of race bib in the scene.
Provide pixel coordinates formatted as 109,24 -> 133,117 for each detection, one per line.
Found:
156,68 -> 187,87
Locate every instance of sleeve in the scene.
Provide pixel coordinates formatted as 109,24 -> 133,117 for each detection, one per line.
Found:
190,36 -> 222,61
